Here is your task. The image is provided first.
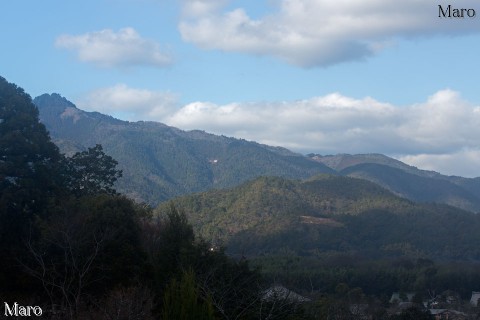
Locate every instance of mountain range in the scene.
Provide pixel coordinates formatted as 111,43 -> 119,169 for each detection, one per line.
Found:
35,93 -> 480,212
35,93 -> 334,205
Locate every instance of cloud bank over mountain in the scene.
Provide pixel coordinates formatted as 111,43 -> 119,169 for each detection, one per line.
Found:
77,86 -> 480,177
179,0 -> 480,67
78,84 -> 177,119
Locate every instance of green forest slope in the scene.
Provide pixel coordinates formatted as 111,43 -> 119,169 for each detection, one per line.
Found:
160,175 -> 480,261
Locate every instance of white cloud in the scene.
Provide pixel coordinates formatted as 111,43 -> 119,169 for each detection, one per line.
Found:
181,0 -> 227,17
397,90 -> 479,153
56,27 -> 172,68
399,149 -> 480,178
78,85 -> 480,177
179,0 -> 480,67
76,84 -> 177,120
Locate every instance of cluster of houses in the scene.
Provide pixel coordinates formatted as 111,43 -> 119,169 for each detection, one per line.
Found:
389,291 -> 480,320
262,285 -> 480,319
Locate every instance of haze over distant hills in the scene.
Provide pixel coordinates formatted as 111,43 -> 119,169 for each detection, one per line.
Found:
310,154 -> 480,213
35,93 -> 480,212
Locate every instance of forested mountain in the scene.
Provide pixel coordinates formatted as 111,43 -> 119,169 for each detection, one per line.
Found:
160,175 -> 480,261
35,93 -> 335,205
310,154 -> 480,212
36,94 -> 480,212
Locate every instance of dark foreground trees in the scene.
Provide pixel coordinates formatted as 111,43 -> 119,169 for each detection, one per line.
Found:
145,204 -> 267,319
21,195 -> 147,318
0,76 -> 64,293
0,76 -> 129,300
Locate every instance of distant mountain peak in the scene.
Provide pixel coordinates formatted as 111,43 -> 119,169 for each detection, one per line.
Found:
35,94 -> 126,127
34,93 -> 77,111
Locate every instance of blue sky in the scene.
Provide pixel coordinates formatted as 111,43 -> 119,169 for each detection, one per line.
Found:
1,0 -> 480,177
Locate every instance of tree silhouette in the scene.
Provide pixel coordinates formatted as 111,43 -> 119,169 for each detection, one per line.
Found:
0,76 -> 63,293
64,144 -> 122,196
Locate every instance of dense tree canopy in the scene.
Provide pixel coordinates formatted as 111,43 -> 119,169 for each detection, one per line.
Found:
0,76 -> 62,216
64,144 -> 122,196
0,76 -> 65,292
